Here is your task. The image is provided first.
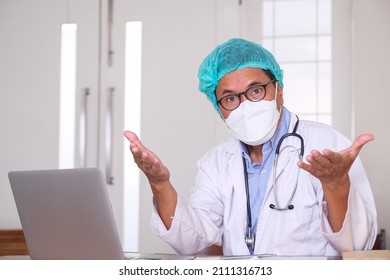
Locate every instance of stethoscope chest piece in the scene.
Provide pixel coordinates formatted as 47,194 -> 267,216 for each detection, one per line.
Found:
245,229 -> 255,251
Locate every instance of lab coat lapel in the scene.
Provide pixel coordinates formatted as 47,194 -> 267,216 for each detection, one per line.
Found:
229,151 -> 247,231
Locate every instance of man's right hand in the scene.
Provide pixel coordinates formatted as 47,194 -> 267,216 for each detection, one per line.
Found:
123,130 -> 170,186
124,130 -> 177,229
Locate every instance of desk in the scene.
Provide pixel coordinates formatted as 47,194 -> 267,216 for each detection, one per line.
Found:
0,230 -> 29,257
1,251 -> 389,260
342,250 -> 390,260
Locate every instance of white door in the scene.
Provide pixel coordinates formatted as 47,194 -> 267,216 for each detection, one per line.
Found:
0,0 -> 99,228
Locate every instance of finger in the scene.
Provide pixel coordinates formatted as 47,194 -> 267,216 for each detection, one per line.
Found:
297,160 -> 317,176
297,160 -> 310,170
124,130 -> 151,161
140,150 -> 155,165
307,150 -> 330,167
130,143 -> 147,162
138,147 -> 164,171
298,150 -> 331,176
140,155 -> 166,180
134,151 -> 154,171
151,158 -> 164,174
304,150 -> 333,173
322,149 -> 343,164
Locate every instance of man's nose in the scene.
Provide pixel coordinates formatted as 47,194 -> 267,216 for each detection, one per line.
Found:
239,92 -> 249,103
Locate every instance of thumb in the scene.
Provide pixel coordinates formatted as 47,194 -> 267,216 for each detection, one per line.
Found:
340,133 -> 375,157
123,130 -> 136,142
347,133 -> 375,155
123,130 -> 144,147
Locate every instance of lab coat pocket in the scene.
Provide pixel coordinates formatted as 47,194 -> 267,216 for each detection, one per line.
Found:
272,203 -> 323,255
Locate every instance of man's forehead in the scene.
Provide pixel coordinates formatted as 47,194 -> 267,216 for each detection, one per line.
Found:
216,68 -> 268,92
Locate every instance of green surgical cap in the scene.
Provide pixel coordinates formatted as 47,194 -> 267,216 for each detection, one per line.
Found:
198,38 -> 284,113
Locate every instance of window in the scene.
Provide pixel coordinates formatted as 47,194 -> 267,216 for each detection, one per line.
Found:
261,0 -> 332,125
123,21 -> 142,251
59,23 -> 77,168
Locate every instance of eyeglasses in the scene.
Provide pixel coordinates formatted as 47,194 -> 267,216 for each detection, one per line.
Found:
217,79 -> 276,111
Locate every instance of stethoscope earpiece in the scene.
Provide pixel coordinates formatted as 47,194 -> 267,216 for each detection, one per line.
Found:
269,203 -> 294,210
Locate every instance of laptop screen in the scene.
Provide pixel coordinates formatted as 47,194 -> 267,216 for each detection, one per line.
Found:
9,168 -> 124,260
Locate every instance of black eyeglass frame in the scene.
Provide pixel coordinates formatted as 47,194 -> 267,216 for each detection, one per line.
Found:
217,79 -> 276,111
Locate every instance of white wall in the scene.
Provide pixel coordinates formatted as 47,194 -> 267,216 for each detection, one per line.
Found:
352,0 -> 390,248
0,1 -> 66,228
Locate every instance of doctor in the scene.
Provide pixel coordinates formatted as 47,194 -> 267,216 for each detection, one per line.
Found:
124,38 -> 377,256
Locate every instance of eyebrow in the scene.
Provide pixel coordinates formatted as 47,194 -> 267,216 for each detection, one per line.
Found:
221,81 -> 264,96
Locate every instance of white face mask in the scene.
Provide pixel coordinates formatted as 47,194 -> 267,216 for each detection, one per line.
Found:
224,82 -> 280,146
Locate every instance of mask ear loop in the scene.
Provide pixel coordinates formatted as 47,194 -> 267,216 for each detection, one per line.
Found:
273,81 -> 283,123
274,81 -> 281,113
274,81 -> 278,98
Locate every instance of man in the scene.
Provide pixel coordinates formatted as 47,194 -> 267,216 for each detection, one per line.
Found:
124,38 -> 377,256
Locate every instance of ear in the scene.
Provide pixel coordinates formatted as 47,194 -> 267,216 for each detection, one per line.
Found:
276,84 -> 284,112
277,85 -> 284,104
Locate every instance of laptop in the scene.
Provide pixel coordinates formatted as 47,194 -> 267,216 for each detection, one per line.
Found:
9,168 -> 126,260
9,168 -> 196,260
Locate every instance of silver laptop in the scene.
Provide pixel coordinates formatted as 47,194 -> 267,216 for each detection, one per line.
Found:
9,168 -> 125,260
9,168 -> 195,260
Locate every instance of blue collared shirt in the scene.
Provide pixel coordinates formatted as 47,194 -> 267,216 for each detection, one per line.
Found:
241,107 -> 291,254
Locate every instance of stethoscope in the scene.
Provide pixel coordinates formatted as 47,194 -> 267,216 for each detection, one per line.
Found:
243,116 -> 304,251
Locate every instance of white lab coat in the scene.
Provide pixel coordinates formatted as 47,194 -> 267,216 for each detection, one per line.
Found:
151,113 -> 377,256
